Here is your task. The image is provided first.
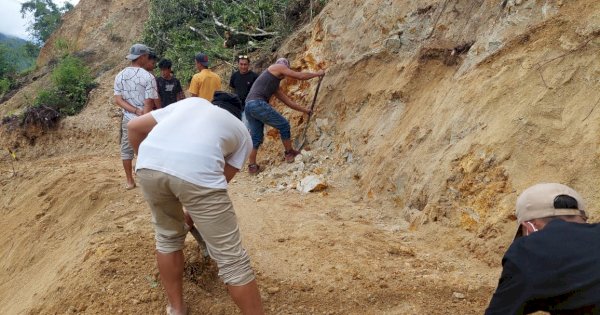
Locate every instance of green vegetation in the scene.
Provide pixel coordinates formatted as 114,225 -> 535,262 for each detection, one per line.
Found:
2,52 -> 96,130
20,0 -> 73,45
34,55 -> 96,116
0,34 -> 39,73
142,0 -> 327,85
0,34 -> 40,98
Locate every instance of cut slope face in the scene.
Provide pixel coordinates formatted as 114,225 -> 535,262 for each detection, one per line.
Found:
276,0 -> 600,241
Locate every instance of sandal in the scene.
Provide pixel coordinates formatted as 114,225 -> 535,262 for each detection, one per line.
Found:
284,149 -> 300,163
248,164 -> 260,174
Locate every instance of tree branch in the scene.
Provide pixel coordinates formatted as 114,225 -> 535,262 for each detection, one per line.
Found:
188,25 -> 210,41
211,13 -> 277,38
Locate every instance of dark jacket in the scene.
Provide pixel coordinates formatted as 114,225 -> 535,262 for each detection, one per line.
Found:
486,220 -> 600,315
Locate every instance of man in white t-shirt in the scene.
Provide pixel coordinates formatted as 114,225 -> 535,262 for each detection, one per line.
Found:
128,97 -> 264,315
114,43 -> 159,190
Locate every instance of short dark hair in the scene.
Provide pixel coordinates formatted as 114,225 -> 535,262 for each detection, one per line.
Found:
158,59 -> 172,69
554,194 -> 579,209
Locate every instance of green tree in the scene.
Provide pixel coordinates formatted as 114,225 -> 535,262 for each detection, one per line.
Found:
142,0 -> 327,84
0,44 -> 17,78
0,43 -> 17,96
20,0 -> 74,45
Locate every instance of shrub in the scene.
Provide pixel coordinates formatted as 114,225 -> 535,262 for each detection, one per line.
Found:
48,55 -> 96,115
0,78 -> 11,96
33,89 -> 62,107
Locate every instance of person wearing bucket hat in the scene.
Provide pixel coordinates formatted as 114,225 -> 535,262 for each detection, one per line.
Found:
188,52 -> 221,101
485,183 -> 600,314
114,43 -> 159,190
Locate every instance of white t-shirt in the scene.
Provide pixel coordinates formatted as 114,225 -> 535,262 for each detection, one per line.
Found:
136,98 -> 252,189
114,67 -> 159,120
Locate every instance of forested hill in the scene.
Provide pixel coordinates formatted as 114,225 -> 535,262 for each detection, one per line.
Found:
0,33 -> 37,72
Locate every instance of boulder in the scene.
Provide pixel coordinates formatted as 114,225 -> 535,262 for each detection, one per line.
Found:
297,175 -> 328,193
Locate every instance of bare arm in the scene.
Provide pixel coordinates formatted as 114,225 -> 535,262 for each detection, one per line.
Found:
224,163 -> 239,183
143,98 -> 156,114
127,113 -> 158,154
273,88 -> 311,114
177,92 -> 185,101
270,64 -> 325,81
114,95 -> 142,116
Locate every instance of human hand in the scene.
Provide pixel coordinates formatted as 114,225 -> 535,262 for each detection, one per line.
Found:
305,107 -> 313,115
316,70 -> 325,77
183,207 -> 194,229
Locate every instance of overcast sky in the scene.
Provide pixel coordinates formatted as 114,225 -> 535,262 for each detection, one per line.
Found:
0,0 -> 79,40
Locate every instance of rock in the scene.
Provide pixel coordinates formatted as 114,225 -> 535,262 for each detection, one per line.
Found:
452,292 -> 465,299
256,198 -> 262,202
266,287 -> 280,294
301,150 -> 313,159
315,118 -> 329,130
297,175 -> 328,193
293,161 -> 305,172
487,41 -> 502,52
270,172 -> 285,179
384,35 -> 402,53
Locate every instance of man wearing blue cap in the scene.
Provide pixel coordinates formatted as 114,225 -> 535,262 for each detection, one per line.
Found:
188,52 -> 221,101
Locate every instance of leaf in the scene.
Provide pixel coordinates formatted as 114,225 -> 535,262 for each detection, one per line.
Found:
144,275 -> 159,288
6,148 -> 17,161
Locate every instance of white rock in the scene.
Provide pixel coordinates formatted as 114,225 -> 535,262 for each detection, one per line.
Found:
297,175 -> 328,193
452,292 -> 465,299
293,161 -> 305,172
315,118 -> 329,129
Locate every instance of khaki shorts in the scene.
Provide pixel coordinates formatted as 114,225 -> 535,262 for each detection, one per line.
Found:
137,169 -> 255,286
120,116 -> 134,160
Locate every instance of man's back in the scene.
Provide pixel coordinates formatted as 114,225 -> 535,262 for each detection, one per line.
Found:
486,220 -> 600,314
136,98 -> 251,189
188,69 -> 221,101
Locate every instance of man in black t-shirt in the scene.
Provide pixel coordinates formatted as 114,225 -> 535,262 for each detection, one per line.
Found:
486,183 -> 600,314
229,55 -> 258,120
156,59 -> 184,107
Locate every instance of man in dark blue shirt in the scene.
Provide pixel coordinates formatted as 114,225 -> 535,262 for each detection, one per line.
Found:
486,183 -> 600,314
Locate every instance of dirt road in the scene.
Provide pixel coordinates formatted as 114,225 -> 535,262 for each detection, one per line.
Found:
0,154 -> 499,314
